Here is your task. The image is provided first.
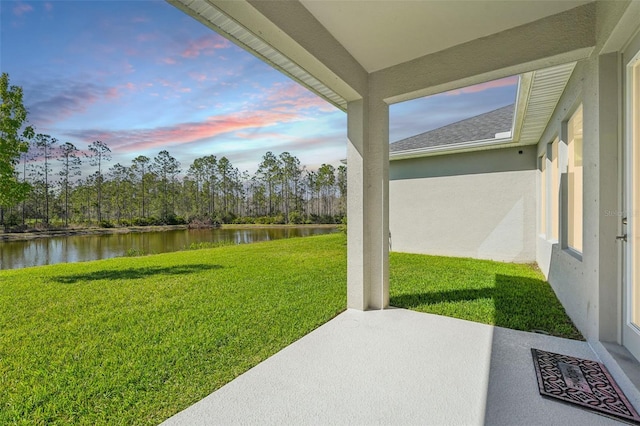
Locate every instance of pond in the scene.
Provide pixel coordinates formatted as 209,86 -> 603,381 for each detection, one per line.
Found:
0,226 -> 337,270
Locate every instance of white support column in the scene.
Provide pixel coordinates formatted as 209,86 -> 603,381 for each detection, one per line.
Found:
346,96 -> 389,310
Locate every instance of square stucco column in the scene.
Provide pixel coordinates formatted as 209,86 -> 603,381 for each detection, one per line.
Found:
346,97 -> 389,310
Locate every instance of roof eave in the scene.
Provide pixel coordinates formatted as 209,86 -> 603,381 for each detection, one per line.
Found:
167,0 -> 358,112
390,137 -> 518,161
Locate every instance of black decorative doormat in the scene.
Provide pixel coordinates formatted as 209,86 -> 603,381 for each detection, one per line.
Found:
531,348 -> 640,424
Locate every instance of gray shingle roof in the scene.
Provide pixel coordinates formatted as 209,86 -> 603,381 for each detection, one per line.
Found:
390,104 -> 515,152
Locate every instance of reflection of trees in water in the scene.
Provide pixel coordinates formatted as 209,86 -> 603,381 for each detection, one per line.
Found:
1,227 -> 336,269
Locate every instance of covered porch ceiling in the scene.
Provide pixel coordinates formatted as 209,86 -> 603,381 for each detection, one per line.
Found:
168,0 -> 595,109
299,0 -> 592,73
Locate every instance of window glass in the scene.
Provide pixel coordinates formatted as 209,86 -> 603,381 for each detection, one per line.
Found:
551,138 -> 559,241
568,105 -> 583,252
540,154 -> 547,236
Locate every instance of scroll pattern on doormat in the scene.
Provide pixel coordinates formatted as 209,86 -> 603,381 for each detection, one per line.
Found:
531,348 -> 640,424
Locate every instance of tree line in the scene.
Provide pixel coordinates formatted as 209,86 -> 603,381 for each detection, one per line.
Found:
0,73 -> 346,230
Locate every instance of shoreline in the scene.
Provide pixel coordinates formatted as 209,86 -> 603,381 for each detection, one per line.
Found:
0,223 -> 338,242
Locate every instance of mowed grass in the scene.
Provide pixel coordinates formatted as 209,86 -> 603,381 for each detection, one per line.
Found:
0,234 -> 347,425
1,234 -> 582,424
390,252 -> 583,340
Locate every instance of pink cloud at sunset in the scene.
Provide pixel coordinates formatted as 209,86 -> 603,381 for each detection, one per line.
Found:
66,109 -> 303,154
265,82 -> 337,113
181,34 -> 230,58
136,32 -> 158,43
445,75 -> 519,96
188,72 -> 208,82
13,2 -> 33,16
233,131 -> 297,142
122,61 -> 135,74
131,16 -> 149,23
106,87 -> 119,99
154,78 -> 193,95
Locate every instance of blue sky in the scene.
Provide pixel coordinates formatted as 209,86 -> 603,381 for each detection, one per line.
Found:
1,0 -> 517,173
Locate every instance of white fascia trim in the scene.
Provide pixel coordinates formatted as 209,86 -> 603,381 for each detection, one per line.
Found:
512,73 -> 533,142
390,137 -> 517,161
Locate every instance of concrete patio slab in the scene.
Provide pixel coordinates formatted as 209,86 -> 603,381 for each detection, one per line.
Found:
162,308 -> 639,425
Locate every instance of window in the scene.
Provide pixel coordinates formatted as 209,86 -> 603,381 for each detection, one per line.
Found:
551,138 -> 560,241
567,104 -> 583,252
540,153 -> 547,236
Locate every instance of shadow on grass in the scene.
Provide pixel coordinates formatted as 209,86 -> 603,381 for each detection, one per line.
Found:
392,287 -> 494,307
390,273 -> 583,340
52,264 -> 221,284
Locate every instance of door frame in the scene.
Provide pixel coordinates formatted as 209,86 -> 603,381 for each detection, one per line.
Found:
622,38 -> 640,362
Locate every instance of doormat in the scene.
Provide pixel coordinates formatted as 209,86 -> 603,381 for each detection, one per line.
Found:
531,348 -> 640,424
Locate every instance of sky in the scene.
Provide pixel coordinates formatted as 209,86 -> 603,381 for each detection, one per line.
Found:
1,0 -> 518,175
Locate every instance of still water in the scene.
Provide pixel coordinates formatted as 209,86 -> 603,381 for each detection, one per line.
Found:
0,226 -> 337,270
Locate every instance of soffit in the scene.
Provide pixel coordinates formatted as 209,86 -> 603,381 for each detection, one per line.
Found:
300,0 -> 593,72
518,62 -> 577,145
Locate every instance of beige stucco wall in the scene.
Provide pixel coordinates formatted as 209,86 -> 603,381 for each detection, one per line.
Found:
389,146 -> 537,262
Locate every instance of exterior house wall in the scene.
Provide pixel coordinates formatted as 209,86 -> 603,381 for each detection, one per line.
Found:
389,146 -> 537,262
536,2 -> 640,343
535,0 -> 631,343
536,58 -> 597,340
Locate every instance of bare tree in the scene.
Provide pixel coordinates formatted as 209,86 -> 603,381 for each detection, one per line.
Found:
87,140 -> 111,223
152,150 -> 181,222
58,142 -> 82,226
34,134 -> 57,224
131,155 -> 150,218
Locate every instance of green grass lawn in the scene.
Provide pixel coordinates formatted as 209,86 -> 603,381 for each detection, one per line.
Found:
390,252 -> 583,340
0,234 -> 347,425
1,234 -> 581,424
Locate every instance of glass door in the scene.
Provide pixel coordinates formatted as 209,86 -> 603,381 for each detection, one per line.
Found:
624,51 -> 640,361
